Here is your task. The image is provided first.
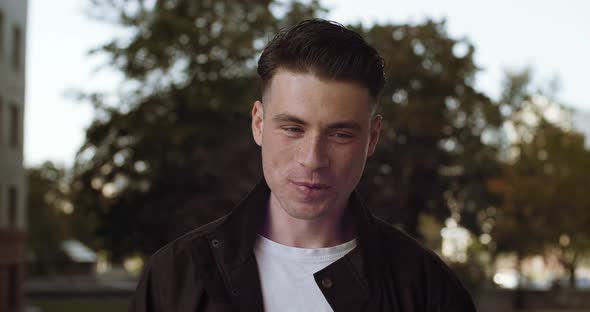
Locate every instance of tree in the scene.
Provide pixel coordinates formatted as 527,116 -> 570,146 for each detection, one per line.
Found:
531,123 -> 590,288
490,71 -> 590,288
26,162 -> 70,275
489,70 -> 552,266
494,123 -> 590,288
356,21 -> 503,238
72,0 -> 324,260
73,1 -> 506,260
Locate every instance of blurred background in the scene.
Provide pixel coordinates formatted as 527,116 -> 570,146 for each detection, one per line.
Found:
1,0 -> 589,311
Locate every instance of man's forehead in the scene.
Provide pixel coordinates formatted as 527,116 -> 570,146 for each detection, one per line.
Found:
263,68 -> 371,99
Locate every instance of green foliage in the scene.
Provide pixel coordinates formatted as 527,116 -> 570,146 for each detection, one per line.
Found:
72,0 -> 324,260
73,0 -> 507,260
490,71 -> 590,287
26,162 -> 70,275
357,21 -> 503,237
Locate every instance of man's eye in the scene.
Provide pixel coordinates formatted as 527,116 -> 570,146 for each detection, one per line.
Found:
282,127 -> 303,133
331,132 -> 353,139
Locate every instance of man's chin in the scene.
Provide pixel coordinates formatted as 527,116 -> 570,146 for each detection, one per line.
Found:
283,203 -> 328,221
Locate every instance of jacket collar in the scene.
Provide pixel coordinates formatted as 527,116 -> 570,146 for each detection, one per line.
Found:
204,178 -> 383,307
207,178 -> 271,271
209,179 -> 379,265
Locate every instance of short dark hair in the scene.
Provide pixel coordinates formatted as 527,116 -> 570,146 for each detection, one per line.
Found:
257,19 -> 385,110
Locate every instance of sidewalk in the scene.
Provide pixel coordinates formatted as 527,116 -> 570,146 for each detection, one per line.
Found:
26,273 -> 137,298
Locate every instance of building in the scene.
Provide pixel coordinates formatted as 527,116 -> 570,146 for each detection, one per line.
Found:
0,0 -> 28,311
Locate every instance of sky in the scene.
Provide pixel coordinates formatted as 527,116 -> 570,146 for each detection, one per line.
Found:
24,0 -> 590,167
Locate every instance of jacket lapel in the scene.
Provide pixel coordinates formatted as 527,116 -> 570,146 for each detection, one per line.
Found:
204,180 -> 269,311
199,180 -> 397,312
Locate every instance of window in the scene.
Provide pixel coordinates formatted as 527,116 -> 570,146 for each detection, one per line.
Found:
12,25 -> 21,71
8,186 -> 17,229
10,105 -> 18,147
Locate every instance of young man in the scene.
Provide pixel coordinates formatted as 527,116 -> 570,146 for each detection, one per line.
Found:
129,19 -> 477,312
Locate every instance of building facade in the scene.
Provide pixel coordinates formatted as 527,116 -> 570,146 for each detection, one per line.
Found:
0,0 -> 28,311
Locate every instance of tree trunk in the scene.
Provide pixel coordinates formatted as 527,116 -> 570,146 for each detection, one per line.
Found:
513,252 -> 525,309
568,252 -> 578,289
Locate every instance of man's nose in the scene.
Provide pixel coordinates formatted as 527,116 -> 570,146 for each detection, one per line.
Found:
296,134 -> 329,170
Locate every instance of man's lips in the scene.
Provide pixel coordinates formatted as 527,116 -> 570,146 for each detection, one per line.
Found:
290,180 -> 331,190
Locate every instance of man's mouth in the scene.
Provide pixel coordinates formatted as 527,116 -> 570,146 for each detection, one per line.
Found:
290,180 -> 331,190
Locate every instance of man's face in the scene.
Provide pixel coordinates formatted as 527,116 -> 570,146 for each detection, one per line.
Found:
252,69 -> 381,222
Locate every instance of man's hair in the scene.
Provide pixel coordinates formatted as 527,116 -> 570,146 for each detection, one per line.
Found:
257,19 -> 385,109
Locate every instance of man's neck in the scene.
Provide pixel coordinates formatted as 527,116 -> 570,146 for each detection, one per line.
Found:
259,193 -> 356,248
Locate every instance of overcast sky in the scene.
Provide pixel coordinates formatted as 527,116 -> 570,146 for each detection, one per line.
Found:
24,0 -> 590,167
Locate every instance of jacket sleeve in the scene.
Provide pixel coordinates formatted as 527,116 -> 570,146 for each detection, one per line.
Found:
128,261 -> 164,312
439,267 -> 478,312
127,243 -> 213,312
445,287 -> 478,312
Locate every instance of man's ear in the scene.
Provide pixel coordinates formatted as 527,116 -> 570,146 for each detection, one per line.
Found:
367,114 -> 382,157
251,101 -> 264,146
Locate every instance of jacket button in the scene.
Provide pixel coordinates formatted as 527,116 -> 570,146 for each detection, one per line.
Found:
321,277 -> 333,289
231,289 -> 240,296
211,239 -> 221,248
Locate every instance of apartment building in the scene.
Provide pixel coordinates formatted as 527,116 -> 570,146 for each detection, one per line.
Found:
0,0 -> 28,311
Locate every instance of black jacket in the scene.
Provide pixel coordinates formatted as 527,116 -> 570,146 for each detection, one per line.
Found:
129,180 -> 477,311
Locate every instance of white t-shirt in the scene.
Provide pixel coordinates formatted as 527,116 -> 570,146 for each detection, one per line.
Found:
253,235 -> 357,312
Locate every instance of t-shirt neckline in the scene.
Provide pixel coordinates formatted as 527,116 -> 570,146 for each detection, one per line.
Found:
254,235 -> 357,263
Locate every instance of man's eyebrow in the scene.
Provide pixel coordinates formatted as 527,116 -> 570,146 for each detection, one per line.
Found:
272,114 -> 362,131
326,121 -> 362,131
272,114 -> 308,125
